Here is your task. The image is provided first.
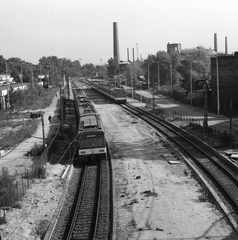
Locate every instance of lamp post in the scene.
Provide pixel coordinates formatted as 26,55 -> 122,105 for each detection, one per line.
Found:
190,61 -> 193,106
216,57 -> 220,116
182,59 -> 193,106
5,62 -> 10,110
47,65 -> 50,88
147,62 -> 150,90
31,64 -> 34,97
140,81 -> 142,102
20,64 -> 24,91
131,73 -> 134,99
163,60 -> 172,98
152,61 -> 160,90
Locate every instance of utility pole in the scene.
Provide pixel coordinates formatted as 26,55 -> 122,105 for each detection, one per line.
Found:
216,57 -> 220,115
148,63 -> 150,90
170,62 -> 172,99
20,64 -> 23,91
5,62 -> 10,110
31,64 -> 34,99
190,61 -> 193,106
41,114 -> 45,148
152,77 -> 155,110
230,99 -> 232,134
203,80 -> 208,133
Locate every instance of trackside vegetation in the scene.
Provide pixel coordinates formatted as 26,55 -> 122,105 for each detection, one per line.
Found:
0,85 -> 57,150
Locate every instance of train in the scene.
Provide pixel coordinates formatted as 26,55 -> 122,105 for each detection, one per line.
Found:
89,81 -> 127,104
72,86 -> 107,164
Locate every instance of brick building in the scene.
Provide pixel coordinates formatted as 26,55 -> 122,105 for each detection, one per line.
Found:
211,52 -> 238,116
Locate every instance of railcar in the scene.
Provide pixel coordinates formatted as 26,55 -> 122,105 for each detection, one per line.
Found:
90,81 -> 127,104
77,113 -> 107,162
73,88 -> 107,164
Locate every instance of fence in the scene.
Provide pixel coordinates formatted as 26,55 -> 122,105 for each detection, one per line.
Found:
128,91 -> 238,148
0,164 -> 47,224
0,121 -> 61,225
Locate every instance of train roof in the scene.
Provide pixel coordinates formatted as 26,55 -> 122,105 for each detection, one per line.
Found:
79,113 -> 103,131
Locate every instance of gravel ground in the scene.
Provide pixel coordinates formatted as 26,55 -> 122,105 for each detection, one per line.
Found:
1,96 -> 237,239
96,102 -> 237,240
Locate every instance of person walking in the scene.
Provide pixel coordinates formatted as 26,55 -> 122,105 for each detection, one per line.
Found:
48,115 -> 52,124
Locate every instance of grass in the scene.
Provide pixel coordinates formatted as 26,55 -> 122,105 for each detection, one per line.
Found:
0,87 -> 58,150
0,119 -> 39,150
145,219 -> 153,230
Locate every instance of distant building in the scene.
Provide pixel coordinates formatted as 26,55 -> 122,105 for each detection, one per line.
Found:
167,43 -> 182,54
0,74 -> 14,85
210,52 -> 238,116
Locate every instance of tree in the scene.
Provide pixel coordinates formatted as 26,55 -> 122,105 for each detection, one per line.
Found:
177,46 -> 211,91
107,58 -> 118,78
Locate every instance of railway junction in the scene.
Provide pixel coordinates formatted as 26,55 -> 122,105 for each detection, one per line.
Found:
0,79 -> 238,239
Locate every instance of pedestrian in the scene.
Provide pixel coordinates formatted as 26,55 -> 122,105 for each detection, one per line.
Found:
48,115 -> 52,124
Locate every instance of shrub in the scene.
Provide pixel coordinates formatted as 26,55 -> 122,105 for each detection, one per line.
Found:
27,143 -> 45,156
33,165 -> 47,179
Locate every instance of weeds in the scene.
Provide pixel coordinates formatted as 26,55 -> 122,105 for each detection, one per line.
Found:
35,219 -> 49,239
27,143 -> 45,157
0,87 -> 57,151
0,119 -> 39,150
0,216 -> 7,224
130,217 -> 136,228
145,219 -> 153,230
33,165 -> 47,179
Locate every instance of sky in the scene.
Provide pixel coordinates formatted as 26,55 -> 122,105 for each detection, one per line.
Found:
1,0 -> 238,65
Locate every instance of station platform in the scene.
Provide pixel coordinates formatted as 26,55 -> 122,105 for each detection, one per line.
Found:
128,90 -> 238,132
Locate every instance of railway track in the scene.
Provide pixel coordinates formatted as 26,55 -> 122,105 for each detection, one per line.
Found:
49,158 -> 112,240
121,103 -> 238,223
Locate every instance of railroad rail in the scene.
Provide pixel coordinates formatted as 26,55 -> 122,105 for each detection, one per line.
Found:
121,103 -> 238,224
49,158 -> 112,240
65,164 -> 99,239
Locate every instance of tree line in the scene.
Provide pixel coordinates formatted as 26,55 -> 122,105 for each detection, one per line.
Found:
0,45 -> 214,94
107,46 -> 213,93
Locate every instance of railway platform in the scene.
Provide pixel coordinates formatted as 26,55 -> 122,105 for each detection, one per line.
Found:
128,90 -> 238,133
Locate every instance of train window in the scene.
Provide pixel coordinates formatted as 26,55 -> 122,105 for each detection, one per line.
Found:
79,136 -> 105,148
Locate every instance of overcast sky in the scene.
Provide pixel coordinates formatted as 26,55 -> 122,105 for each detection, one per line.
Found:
1,0 -> 238,65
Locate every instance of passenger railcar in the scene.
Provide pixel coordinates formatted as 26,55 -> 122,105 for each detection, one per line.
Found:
73,87 -> 107,164
90,81 -> 127,104
77,113 -> 107,161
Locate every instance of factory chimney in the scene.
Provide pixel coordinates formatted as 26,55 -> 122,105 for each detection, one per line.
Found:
127,48 -> 130,62
214,33 -> 217,52
225,36 -> 228,55
113,22 -> 120,64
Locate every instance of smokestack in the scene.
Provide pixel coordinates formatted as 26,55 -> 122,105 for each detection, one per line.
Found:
113,22 -> 120,63
136,43 -> 139,60
214,33 -> 217,52
127,48 -> 130,62
225,36 -> 228,55
132,48 -> 135,62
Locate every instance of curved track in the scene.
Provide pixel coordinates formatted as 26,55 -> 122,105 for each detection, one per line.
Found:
121,103 -> 238,219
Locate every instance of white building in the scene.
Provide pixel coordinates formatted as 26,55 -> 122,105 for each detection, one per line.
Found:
0,74 -> 14,85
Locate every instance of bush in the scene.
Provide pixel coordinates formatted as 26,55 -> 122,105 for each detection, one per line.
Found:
33,165 -> 47,179
27,143 -> 45,156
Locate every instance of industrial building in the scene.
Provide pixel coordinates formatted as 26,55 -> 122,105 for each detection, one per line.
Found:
210,52 -> 238,116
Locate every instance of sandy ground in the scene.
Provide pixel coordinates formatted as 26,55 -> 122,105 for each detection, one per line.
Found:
0,96 -> 237,239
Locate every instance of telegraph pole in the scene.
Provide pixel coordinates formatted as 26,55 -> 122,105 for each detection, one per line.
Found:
203,80 -> 208,133
41,114 -> 45,148
5,62 -> 10,110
